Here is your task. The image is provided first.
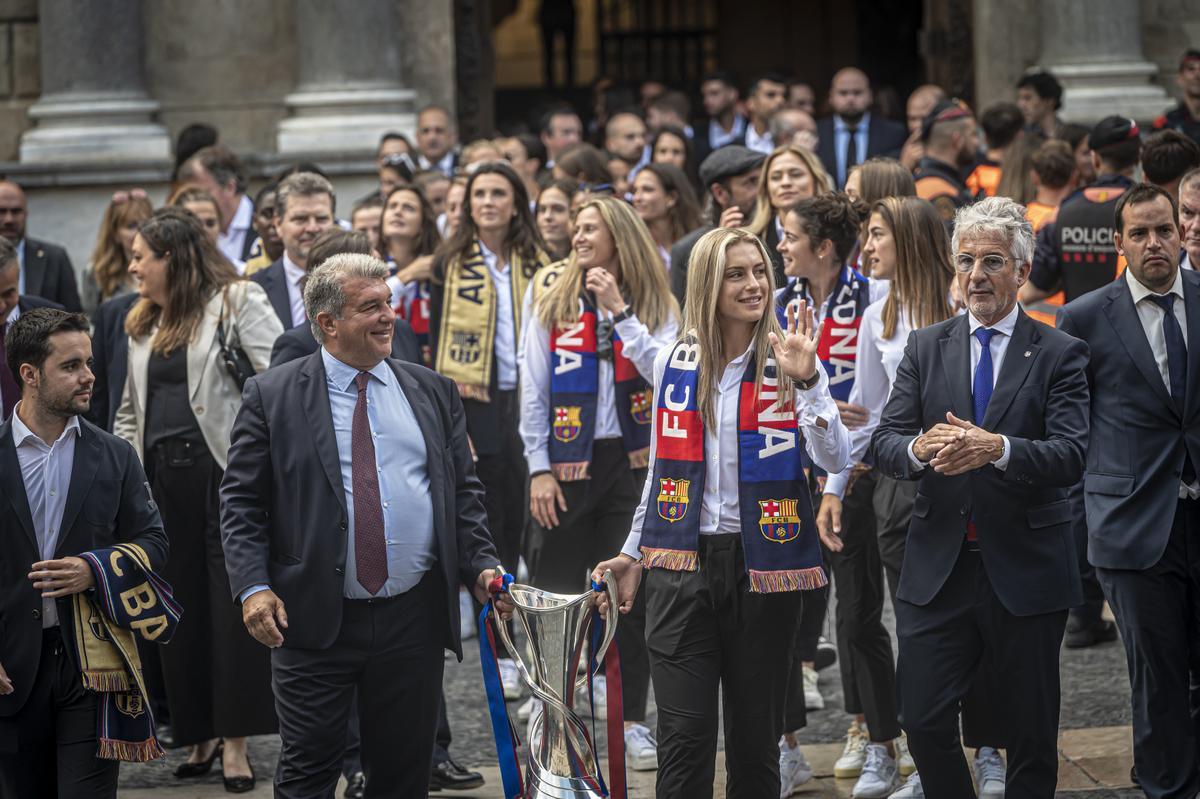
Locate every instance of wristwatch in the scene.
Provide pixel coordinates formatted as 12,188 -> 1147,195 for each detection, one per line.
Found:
612,305 -> 634,323
792,371 -> 820,391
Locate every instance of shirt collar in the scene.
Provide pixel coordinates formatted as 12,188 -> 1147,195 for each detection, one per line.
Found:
282,253 -> 306,285
10,402 -> 81,448
968,301 -> 1020,337
834,113 -> 871,133
1126,265 -> 1185,305
230,195 -> 253,232
478,239 -> 508,273
321,347 -> 393,393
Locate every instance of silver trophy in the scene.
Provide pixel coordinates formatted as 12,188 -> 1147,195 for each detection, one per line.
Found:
494,570 -> 621,799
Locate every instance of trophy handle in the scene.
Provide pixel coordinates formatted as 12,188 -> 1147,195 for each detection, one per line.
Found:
586,568 -> 621,677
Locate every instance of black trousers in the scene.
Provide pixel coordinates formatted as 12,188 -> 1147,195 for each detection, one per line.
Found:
645,534 -> 802,799
472,390 -> 527,576
146,438 -> 276,746
0,628 -> 119,799
826,472 -> 900,741
896,544 -> 1065,799
1098,498 -> 1200,799
1067,481 -> 1107,627
273,572 -> 446,799
783,488 -> 832,733
342,691 -> 453,778
530,441 -> 651,721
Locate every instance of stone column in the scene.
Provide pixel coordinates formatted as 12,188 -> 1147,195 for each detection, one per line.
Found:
1037,0 -> 1172,124
19,0 -> 170,164
276,0 -> 416,156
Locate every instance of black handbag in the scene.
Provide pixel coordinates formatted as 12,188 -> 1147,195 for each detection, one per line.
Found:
217,291 -> 256,391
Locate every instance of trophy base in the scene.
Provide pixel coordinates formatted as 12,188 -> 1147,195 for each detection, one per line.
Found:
523,770 -> 611,799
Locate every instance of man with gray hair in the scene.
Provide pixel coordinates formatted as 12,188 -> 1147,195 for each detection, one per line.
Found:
870,196 -> 1091,798
221,251 -> 509,797
251,171 -> 337,329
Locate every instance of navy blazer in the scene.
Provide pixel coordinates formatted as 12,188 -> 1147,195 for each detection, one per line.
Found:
1057,270 -> 1200,570
250,260 -> 293,330
0,418 -> 167,716
85,292 -> 138,432
268,318 -> 421,368
869,310 -> 1090,616
816,115 -> 908,188
220,352 -> 498,656
21,237 -> 82,312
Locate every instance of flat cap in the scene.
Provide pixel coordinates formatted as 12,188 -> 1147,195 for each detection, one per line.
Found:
699,145 -> 766,188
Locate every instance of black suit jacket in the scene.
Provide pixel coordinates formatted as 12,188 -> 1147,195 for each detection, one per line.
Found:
219,353 -> 498,656
250,260 -> 293,330
1057,271 -> 1200,570
0,419 -> 167,716
269,318 -> 421,368
16,295 -> 61,314
22,237 -> 82,312
85,292 -> 138,432
869,310 -> 1090,616
816,115 -> 908,188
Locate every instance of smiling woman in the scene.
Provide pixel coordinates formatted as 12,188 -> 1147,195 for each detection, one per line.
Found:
748,145 -> 832,286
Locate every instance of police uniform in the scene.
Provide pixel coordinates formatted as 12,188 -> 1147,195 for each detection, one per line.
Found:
915,156 -> 974,221
965,156 -> 1002,199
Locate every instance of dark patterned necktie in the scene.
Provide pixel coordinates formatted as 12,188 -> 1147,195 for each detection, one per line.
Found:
352,372 -> 387,594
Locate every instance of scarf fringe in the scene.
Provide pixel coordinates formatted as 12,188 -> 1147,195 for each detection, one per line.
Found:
456,382 -> 491,402
80,669 -> 129,693
552,462 -> 590,481
626,448 -> 649,470
748,566 -> 828,593
640,547 -> 699,572
98,736 -> 165,763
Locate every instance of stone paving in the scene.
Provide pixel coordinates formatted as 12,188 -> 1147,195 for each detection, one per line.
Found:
119,595 -> 1139,797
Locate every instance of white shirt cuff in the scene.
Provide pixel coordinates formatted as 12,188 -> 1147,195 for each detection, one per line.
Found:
824,470 -> 850,498
620,533 -> 642,561
240,584 -> 270,604
906,437 -> 926,472
993,435 -> 1011,471
526,449 -> 551,475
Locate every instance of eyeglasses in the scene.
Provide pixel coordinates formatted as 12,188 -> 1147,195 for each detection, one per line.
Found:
953,253 -> 1011,274
112,188 -> 148,205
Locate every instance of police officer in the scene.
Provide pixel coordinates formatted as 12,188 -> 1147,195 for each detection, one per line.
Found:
1152,48 -> 1200,145
1022,116 -> 1141,306
914,99 -> 980,221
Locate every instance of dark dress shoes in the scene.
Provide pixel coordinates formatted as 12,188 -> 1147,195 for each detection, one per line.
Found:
429,758 -> 485,791
1064,618 -> 1118,649
174,741 -> 222,778
224,759 -> 256,794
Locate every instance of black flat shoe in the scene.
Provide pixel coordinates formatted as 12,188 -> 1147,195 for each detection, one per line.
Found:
174,741 -> 223,778
224,758 -> 256,794
429,758 -> 485,791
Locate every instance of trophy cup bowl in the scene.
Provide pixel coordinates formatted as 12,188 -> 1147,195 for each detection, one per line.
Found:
493,570 -> 620,799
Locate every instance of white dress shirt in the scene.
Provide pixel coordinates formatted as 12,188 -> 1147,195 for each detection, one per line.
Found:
282,253 -> 308,329
12,405 -> 81,627
478,240 -> 519,391
905,303 -> 1018,473
745,123 -> 774,156
520,305 -> 679,474
1125,268 -> 1199,499
218,194 -> 254,272
621,344 -> 850,558
708,114 -> 747,150
15,238 -> 26,294
418,151 -> 457,177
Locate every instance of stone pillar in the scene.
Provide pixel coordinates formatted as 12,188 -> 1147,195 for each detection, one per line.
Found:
19,0 -> 170,164
1037,0 -> 1172,124
276,0 -> 416,156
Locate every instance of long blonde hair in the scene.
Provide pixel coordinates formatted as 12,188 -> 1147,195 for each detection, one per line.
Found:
90,191 -> 152,300
748,145 -> 832,238
536,197 -> 678,334
873,197 -> 955,340
681,227 -> 786,427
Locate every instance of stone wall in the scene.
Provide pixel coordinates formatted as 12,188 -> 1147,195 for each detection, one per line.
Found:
0,0 -> 38,160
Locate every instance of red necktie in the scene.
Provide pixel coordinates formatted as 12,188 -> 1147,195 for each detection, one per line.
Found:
352,372 -> 388,594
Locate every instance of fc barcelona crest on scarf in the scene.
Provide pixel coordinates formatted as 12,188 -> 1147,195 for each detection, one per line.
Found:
759,499 -> 802,543
630,390 -> 651,425
449,330 -> 483,365
552,406 -> 583,443
657,478 -> 691,523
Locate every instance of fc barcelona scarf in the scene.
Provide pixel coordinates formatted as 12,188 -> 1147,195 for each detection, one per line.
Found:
71,543 -> 182,762
393,279 -> 433,367
547,299 -> 652,481
776,266 -> 871,402
640,339 -> 828,593
435,240 -> 550,401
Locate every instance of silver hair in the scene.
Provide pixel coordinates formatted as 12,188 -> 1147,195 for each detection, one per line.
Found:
303,253 -> 390,344
276,171 -> 336,217
951,195 -> 1035,266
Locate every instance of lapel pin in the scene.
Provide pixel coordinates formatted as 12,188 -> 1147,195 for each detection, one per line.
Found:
1024,351 -> 1031,357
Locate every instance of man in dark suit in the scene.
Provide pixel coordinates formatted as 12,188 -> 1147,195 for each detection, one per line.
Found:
870,196 -> 1090,798
0,308 -> 167,797
816,69 -> 908,189
1057,183 -> 1200,799
251,172 -> 337,330
85,292 -> 138,432
0,180 -> 82,312
221,253 -> 508,797
0,237 -> 66,420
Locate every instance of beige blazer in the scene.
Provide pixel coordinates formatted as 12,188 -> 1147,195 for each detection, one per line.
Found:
114,281 -> 283,470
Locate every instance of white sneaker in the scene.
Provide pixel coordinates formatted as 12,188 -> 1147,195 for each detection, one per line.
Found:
498,658 -> 522,701
459,588 -> 477,640
834,720 -> 869,777
888,772 -> 924,798
624,723 -> 658,771
852,744 -> 899,798
803,665 -> 824,711
517,696 -> 536,722
973,746 -> 1005,799
895,734 -> 916,777
778,737 -> 814,798
578,674 -> 607,720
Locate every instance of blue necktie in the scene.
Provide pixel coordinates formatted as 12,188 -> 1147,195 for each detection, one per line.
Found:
1149,294 -> 1194,484
973,327 -> 997,425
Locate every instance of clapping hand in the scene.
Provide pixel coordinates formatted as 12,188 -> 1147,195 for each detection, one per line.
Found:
768,300 -> 821,385
928,412 -> 1005,475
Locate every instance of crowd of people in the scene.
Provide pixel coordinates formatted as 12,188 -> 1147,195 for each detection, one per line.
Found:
2,47 -> 1200,799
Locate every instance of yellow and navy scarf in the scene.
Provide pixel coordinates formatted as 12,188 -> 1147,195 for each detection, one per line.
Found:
434,240 -> 550,400
72,543 -> 182,762
641,339 -> 827,593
